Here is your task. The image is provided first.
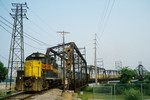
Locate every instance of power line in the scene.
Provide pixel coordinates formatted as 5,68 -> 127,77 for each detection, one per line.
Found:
0,17 -> 53,46
29,8 -> 62,42
95,0 -> 116,60
27,19 -> 59,44
27,9 -> 59,41
0,24 -> 11,34
0,24 -> 46,50
97,0 -> 110,33
23,23 -> 56,45
0,16 -> 12,25
99,0 -> 116,38
97,0 -> 116,40
0,54 -> 8,61
1,2 -> 59,45
0,16 -> 52,46
0,20 -> 43,46
23,31 -> 52,46
29,8 -> 56,32
0,20 -> 12,29
24,42 -> 45,50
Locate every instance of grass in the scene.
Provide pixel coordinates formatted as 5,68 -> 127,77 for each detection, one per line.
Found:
0,90 -> 11,98
78,92 -> 125,100
78,92 -> 93,100
0,88 -> 16,98
0,89 -> 5,97
78,91 -> 150,100
144,95 -> 150,99
78,86 -> 150,100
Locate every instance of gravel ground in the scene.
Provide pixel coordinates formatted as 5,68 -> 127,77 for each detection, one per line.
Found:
0,84 -> 81,100
0,83 -> 15,90
30,88 -> 66,100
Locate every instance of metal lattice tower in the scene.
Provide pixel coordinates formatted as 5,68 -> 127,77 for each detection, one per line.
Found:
6,3 -> 28,90
97,58 -> 104,68
115,61 -> 122,70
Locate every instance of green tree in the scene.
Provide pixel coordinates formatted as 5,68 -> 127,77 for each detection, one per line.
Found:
0,61 -> 7,82
144,72 -> 150,83
119,67 -> 137,83
124,88 -> 141,100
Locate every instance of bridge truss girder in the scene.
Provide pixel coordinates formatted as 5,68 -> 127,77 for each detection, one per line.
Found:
135,64 -> 150,80
46,42 -> 88,91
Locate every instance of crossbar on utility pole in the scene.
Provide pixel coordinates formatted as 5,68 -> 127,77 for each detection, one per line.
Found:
57,31 -> 70,92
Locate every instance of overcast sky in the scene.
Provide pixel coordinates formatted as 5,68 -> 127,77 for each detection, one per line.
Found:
0,0 -> 150,71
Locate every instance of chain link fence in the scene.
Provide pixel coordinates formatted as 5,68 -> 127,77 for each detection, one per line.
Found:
92,83 -> 150,100
93,86 -> 112,100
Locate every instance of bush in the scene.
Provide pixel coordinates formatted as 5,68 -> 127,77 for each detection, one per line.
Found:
124,88 -> 141,100
0,61 -> 7,82
94,86 -> 111,94
143,84 -> 150,95
81,86 -> 93,92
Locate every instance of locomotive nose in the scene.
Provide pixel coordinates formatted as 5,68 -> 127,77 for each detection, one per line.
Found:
25,79 -> 32,87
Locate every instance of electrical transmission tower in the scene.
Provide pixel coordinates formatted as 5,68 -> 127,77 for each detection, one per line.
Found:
115,61 -> 122,70
6,3 -> 28,91
97,58 -> 104,68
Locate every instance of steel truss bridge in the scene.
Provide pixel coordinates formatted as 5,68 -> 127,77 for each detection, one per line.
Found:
135,64 -> 150,81
46,42 -> 120,92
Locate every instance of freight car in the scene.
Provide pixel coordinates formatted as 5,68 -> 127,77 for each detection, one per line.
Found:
16,52 -> 61,91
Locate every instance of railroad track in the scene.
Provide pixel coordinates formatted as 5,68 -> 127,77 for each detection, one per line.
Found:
0,91 -> 34,100
0,85 -> 63,100
1,91 -> 50,100
1,91 -> 48,100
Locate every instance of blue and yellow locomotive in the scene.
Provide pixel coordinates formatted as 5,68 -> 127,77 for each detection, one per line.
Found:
16,52 -> 61,91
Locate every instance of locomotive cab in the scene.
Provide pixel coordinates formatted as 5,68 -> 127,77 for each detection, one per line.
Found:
25,60 -> 42,77
16,52 -> 59,91
24,53 -> 46,91
25,52 -> 45,78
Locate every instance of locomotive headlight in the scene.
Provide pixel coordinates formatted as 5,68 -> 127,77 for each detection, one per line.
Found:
19,77 -> 21,79
30,62 -> 32,66
32,55 -> 35,57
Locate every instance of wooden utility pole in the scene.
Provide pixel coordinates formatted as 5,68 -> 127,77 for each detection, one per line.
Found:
94,34 -> 97,86
57,31 -> 70,92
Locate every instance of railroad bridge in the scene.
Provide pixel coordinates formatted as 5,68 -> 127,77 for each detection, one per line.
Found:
46,42 -> 120,92
134,64 -> 150,81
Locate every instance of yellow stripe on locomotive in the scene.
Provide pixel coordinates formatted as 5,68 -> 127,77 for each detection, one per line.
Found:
53,68 -> 58,73
25,60 -> 42,77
